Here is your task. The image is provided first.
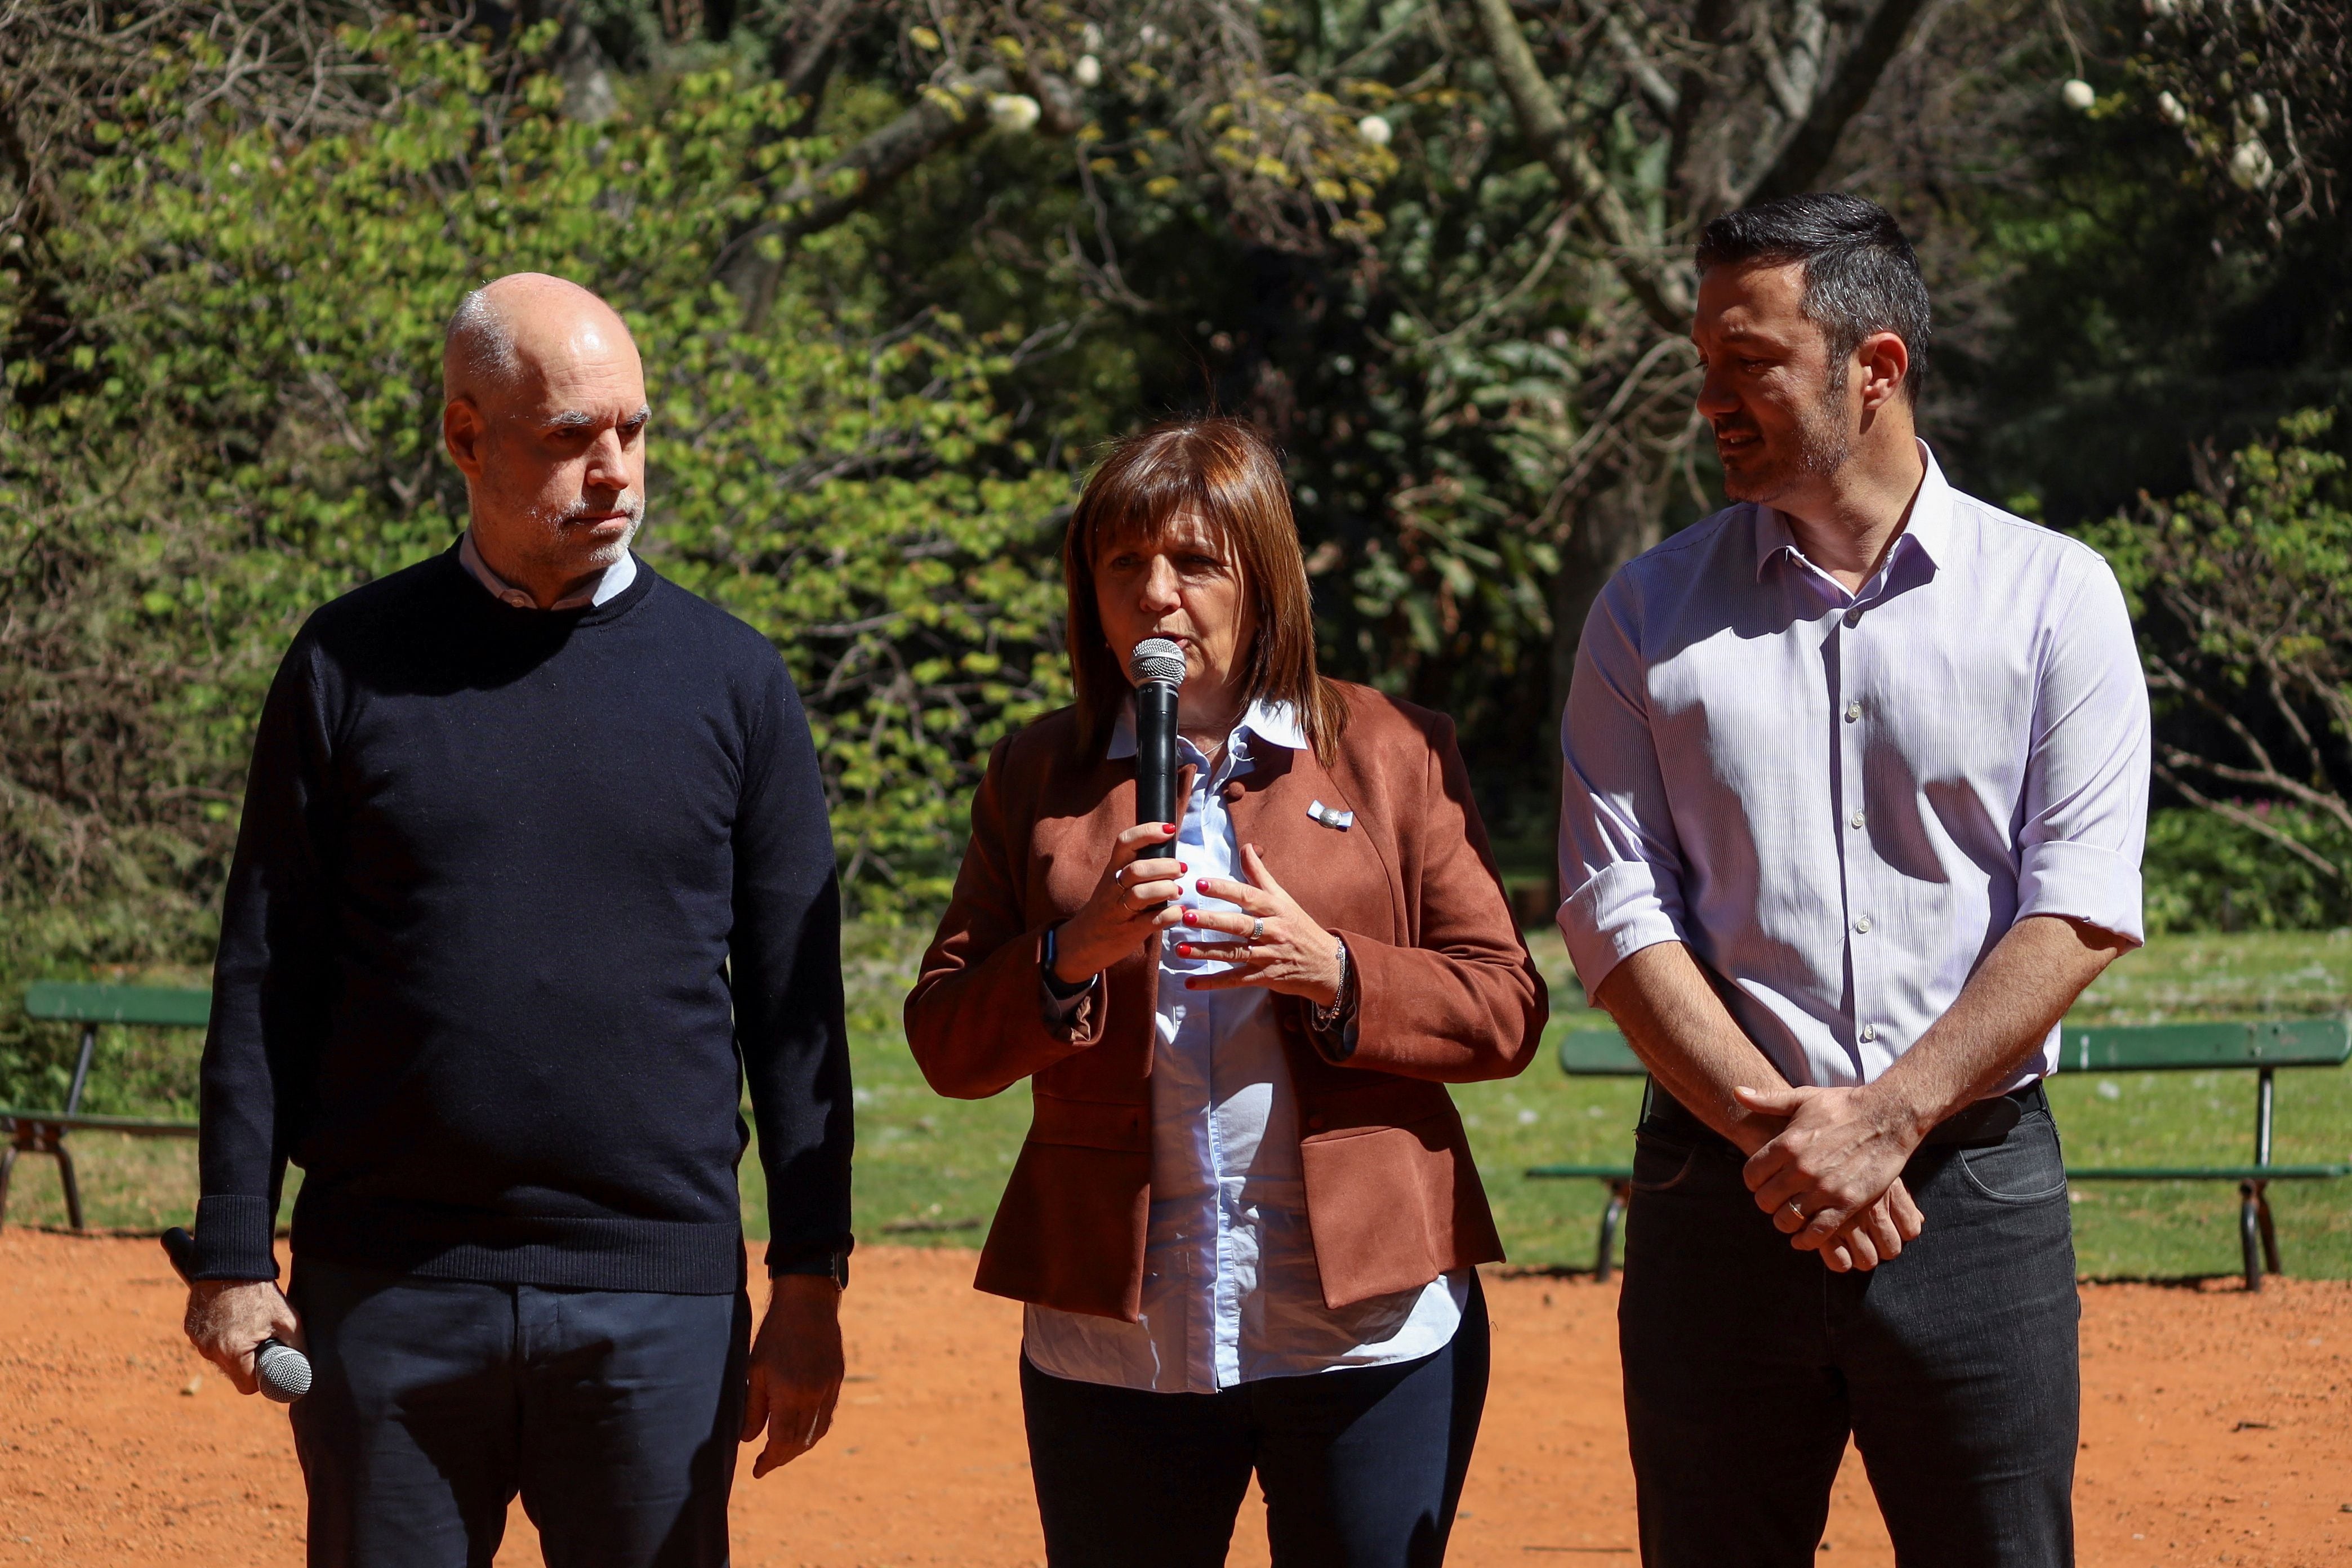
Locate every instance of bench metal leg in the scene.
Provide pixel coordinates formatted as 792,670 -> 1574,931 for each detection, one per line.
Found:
2238,1181 -> 2264,1291
2244,1068 -> 2280,1286
54,1139 -> 84,1233
0,1121 -> 82,1233
1596,1179 -> 1630,1283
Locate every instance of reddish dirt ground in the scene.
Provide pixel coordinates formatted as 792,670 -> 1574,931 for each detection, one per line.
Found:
3,1230 -> 2347,1566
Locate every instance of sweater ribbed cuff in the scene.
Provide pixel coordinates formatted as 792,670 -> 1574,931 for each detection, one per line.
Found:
191,1195 -> 280,1281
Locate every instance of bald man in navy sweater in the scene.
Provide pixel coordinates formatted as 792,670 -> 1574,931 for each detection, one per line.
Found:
181,274 -> 852,1567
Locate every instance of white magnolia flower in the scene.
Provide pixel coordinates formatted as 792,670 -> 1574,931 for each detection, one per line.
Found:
1073,54 -> 1101,88
1357,114 -> 1393,147
988,93 -> 1042,133
2229,137 -> 2274,190
2062,79 -> 2096,112
2157,91 -> 2186,125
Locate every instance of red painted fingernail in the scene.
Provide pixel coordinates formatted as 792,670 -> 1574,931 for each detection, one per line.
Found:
1162,823 -> 1177,834
1183,911 -> 1199,926
1178,862 -> 1188,873
1196,879 -> 1210,892
1177,943 -> 1193,957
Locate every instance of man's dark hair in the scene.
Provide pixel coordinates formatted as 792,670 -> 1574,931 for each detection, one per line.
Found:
1695,193 -> 1931,403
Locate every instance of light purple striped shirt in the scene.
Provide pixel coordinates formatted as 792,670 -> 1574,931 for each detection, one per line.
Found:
1557,444 -> 2149,1091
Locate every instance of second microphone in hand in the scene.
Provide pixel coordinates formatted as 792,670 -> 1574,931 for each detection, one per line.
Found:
1131,636 -> 1186,827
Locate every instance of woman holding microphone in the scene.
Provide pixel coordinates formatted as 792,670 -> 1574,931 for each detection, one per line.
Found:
906,418 -> 1546,1568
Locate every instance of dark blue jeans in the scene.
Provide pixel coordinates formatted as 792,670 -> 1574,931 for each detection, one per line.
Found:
1619,1087 -> 2079,1567
1019,1277 -> 1489,1568
287,1258 -> 750,1568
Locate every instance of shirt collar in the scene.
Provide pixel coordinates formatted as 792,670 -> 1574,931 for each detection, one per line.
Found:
460,528 -> 638,611
1105,696 -> 1307,761
1753,439 -> 1952,583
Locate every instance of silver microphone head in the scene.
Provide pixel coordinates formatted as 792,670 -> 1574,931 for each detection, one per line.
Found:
255,1339 -> 313,1403
1130,638 -> 1187,687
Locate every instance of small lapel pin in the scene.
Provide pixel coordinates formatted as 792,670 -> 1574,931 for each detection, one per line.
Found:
1307,799 -> 1355,831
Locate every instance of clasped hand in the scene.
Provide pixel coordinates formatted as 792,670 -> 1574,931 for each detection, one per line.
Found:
1175,844 -> 1343,1009
1735,1084 -> 1927,1272
1053,821 -> 1340,1009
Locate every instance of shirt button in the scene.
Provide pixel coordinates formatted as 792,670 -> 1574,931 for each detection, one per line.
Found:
1850,810 -> 1867,830
1845,701 -> 1862,723
1853,915 -> 1874,935
1860,1023 -> 1879,1044
1844,609 -> 1862,629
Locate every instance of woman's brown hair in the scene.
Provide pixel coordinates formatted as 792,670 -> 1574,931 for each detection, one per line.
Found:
1063,417 -> 1347,765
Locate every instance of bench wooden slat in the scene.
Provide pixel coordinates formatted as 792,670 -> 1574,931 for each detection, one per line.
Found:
2066,1164 -> 2350,1181
2059,1015 -> 2352,1071
1552,1026 -> 1645,1076
1,1108 -> 199,1137
24,981 -> 212,1028
1552,1014 -> 2352,1075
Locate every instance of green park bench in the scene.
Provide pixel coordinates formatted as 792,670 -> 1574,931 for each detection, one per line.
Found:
1527,1016 -> 2352,1290
0,982 -> 206,1232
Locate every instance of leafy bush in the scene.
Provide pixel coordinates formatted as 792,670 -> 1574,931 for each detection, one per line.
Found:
2088,408 -> 2352,906
0,24 -> 1071,1102
2142,807 -> 2352,935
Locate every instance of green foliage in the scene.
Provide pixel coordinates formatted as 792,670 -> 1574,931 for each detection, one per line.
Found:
2142,807 -> 2352,935
0,22 -> 1075,1097
2084,409 -> 2352,899
3,23 -> 1069,937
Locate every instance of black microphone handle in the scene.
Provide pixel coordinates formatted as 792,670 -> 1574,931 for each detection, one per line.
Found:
1135,679 -> 1181,826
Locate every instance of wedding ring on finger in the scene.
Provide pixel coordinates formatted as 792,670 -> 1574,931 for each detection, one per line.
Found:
1251,917 -> 1266,943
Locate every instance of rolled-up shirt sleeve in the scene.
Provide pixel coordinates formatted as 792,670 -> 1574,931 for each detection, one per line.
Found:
1557,574 -> 1691,995
2015,556 -> 2150,943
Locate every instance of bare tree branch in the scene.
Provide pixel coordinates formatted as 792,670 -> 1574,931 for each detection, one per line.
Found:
779,0 -> 865,108
1745,0 -> 1933,203
1465,0 -> 1691,331
2157,762 -> 2347,880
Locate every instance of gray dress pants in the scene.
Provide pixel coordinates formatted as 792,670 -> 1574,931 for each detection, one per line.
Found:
1618,1085 -> 2078,1567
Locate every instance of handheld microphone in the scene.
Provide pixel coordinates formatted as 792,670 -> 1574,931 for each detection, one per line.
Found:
161,1225 -> 313,1404
1130,637 -> 1186,826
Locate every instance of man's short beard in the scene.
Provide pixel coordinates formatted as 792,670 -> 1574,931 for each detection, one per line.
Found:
1722,369 -> 1855,504
1791,372 -> 1854,479
536,492 -> 643,563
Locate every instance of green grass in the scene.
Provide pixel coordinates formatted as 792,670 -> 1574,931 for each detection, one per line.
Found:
11,926 -> 2349,1282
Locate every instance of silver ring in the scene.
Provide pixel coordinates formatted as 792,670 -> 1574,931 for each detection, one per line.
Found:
1251,917 -> 1266,942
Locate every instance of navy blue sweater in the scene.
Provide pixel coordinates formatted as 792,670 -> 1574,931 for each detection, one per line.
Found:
193,546 -> 851,1293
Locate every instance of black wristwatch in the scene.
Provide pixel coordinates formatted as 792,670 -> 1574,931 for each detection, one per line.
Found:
776,1248 -> 850,1289
1041,923 -> 1092,999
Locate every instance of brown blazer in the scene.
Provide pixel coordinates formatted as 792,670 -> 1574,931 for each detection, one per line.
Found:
905,681 -> 1548,1321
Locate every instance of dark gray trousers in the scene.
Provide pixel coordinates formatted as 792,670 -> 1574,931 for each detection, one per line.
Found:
1619,1088 -> 2079,1568
287,1258 -> 750,1568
